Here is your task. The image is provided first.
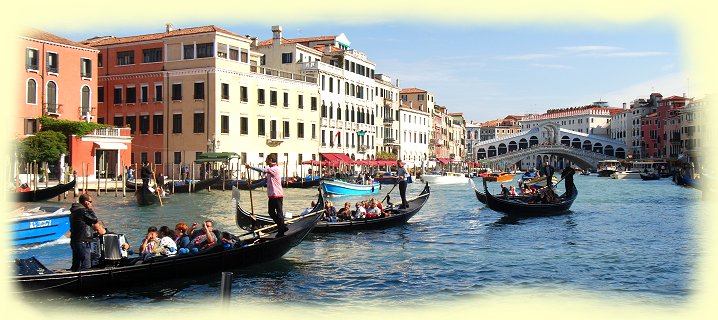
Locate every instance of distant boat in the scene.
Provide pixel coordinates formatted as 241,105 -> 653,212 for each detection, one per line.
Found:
482,172 -> 513,182
135,185 -> 170,206
420,172 -> 469,185
597,160 -> 622,177
169,177 -> 221,193
640,172 -> 661,180
11,206 -> 71,246
321,179 -> 380,196
16,179 -> 76,202
481,169 -> 578,217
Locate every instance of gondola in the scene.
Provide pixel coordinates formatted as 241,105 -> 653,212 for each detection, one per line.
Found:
124,179 -> 140,191
468,179 -> 487,204
482,168 -> 578,217
234,183 -> 430,233
135,184 -> 169,206
213,178 -> 267,190
639,172 -> 661,180
169,177 -> 221,193
13,194 -> 324,294
282,177 -> 322,188
16,179 -> 76,202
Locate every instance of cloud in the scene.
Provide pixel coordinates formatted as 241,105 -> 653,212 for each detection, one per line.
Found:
559,45 -> 622,53
497,53 -> 556,61
530,63 -> 573,69
603,51 -> 667,57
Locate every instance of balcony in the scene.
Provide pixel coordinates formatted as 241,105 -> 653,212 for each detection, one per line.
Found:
89,127 -> 130,137
383,118 -> 394,125
357,145 -> 369,154
250,65 -> 316,84
383,138 -> 396,145
302,61 -> 344,76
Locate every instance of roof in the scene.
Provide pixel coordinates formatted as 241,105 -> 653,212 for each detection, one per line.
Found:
400,88 -> 427,94
81,25 -> 247,47
257,35 -> 336,47
194,152 -> 240,163
22,28 -> 97,50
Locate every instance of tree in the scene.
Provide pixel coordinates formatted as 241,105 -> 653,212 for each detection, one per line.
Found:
18,130 -> 67,163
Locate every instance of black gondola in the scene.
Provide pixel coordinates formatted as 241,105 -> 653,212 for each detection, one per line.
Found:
13,193 -> 325,294
283,177 -> 322,189
124,179 -> 140,191
234,183 -> 430,233
481,168 -> 578,217
468,179 -> 487,204
169,177 -> 221,193
135,184 -> 169,206
640,172 -> 661,180
16,179 -> 76,202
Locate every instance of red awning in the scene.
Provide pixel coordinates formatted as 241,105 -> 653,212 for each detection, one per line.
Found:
321,153 -> 354,165
437,158 -> 451,164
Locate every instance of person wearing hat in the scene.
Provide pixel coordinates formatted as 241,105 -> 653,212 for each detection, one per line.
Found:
396,160 -> 409,209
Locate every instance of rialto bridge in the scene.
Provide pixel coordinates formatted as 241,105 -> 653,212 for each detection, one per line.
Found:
471,123 -> 628,170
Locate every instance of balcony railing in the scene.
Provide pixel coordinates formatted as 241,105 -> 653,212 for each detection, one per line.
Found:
383,118 -> 393,124
81,72 -> 92,78
90,127 -> 125,137
383,138 -> 396,144
43,103 -> 62,116
47,66 -> 58,73
250,65 -> 316,83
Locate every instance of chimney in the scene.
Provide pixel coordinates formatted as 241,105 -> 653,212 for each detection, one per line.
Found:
623,102 -> 627,110
395,78 -> 400,88
250,37 -> 258,47
271,25 -> 282,44
165,23 -> 173,33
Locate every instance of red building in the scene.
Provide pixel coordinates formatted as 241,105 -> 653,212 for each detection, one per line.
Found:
640,95 -> 689,159
18,28 -> 131,181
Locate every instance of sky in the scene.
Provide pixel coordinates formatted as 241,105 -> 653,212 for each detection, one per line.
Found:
52,21 -> 691,124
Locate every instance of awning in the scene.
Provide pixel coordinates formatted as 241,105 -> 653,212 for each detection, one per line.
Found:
437,158 -> 451,164
195,152 -> 240,163
94,142 -> 128,150
321,153 -> 354,164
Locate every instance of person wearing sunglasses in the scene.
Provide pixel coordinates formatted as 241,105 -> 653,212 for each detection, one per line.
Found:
70,193 -> 105,271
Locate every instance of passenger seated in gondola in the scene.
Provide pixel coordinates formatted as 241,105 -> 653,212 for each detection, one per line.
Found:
221,232 -> 235,250
324,200 -> 338,222
16,183 -> 31,192
156,226 -> 178,257
365,201 -> 381,219
500,183 -> 510,198
300,201 -> 316,216
509,185 -> 518,196
353,202 -> 366,220
338,202 -> 352,221
139,226 -> 159,261
174,223 -> 191,252
188,220 -> 218,252
370,197 -> 384,213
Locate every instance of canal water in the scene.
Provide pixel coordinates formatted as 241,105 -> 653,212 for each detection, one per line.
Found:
12,175 -> 701,311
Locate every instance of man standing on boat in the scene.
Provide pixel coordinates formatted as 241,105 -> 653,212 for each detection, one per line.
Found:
396,160 -> 409,209
140,162 -> 152,186
69,194 -> 105,271
246,155 -> 288,237
542,161 -> 555,189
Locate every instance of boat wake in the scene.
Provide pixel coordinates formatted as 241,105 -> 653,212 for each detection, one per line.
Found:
14,236 -> 70,251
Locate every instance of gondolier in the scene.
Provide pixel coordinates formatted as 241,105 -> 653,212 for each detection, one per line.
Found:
246,154 -> 288,237
69,194 -> 105,271
541,161 -> 555,189
396,160 -> 409,209
140,163 -> 152,186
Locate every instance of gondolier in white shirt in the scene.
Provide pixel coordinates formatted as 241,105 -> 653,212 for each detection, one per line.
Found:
395,160 -> 409,209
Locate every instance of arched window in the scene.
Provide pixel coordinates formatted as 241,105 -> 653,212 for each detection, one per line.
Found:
351,107 -> 355,122
46,81 -> 58,114
321,103 -> 327,118
26,79 -> 37,104
337,106 -> 342,120
329,103 -> 333,119
81,86 -> 91,115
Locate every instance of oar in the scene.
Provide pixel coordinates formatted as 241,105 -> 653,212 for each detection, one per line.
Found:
380,182 -> 398,204
244,209 -> 325,238
246,167 -> 257,229
152,171 -> 163,206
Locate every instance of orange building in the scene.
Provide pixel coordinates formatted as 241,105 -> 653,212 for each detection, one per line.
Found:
18,28 -> 131,181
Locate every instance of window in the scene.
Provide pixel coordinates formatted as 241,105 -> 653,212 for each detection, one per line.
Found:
26,79 -> 37,104
154,83 -> 163,102
97,86 -> 104,103
194,82 -> 204,100
221,115 -> 229,134
221,83 -> 229,100
80,58 -> 92,78
26,48 -> 39,70
196,43 -> 214,58
47,52 -> 59,73
270,120 -> 277,139
113,116 -> 123,127
139,115 -> 150,134
174,152 -> 181,164
240,86 -> 248,102
143,48 -> 162,63
311,97 -> 317,110
140,152 -> 148,164
282,52 -> 293,64
258,118 -> 266,136
24,119 -> 38,135
112,87 -> 122,104
117,51 -> 134,65
283,92 -> 289,107
81,86 -> 91,115
140,85 -> 149,103
153,114 -> 163,134
298,94 -> 304,109
193,113 -> 205,133
329,77 -> 333,92
258,89 -> 265,104
183,45 -> 194,59
312,124 -> 316,139
125,86 -> 136,103
154,152 -> 162,164
270,90 -> 277,106
240,117 -> 248,135
126,115 -> 136,134
229,47 -> 239,61
283,121 -> 290,138
172,83 -> 182,100
297,122 -> 305,138
172,114 -> 182,133
98,53 -> 103,68
241,50 -> 248,63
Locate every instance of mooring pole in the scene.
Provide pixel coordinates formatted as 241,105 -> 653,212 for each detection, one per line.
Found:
220,271 -> 232,306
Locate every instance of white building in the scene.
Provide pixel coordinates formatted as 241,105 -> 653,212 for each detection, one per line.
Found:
397,103 -> 430,168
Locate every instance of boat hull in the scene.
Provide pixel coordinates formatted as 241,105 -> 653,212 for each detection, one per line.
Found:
16,180 -> 76,202
321,180 -> 380,195
421,174 -> 468,185
610,171 -> 641,179
11,207 -> 70,246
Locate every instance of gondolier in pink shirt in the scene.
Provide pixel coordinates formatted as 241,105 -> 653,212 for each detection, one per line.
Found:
246,154 -> 288,237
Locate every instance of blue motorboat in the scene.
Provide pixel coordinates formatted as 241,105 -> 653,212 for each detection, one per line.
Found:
321,179 -> 380,196
11,206 -> 71,246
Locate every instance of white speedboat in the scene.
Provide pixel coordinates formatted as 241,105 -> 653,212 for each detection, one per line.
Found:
610,170 -> 641,179
420,172 -> 469,185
